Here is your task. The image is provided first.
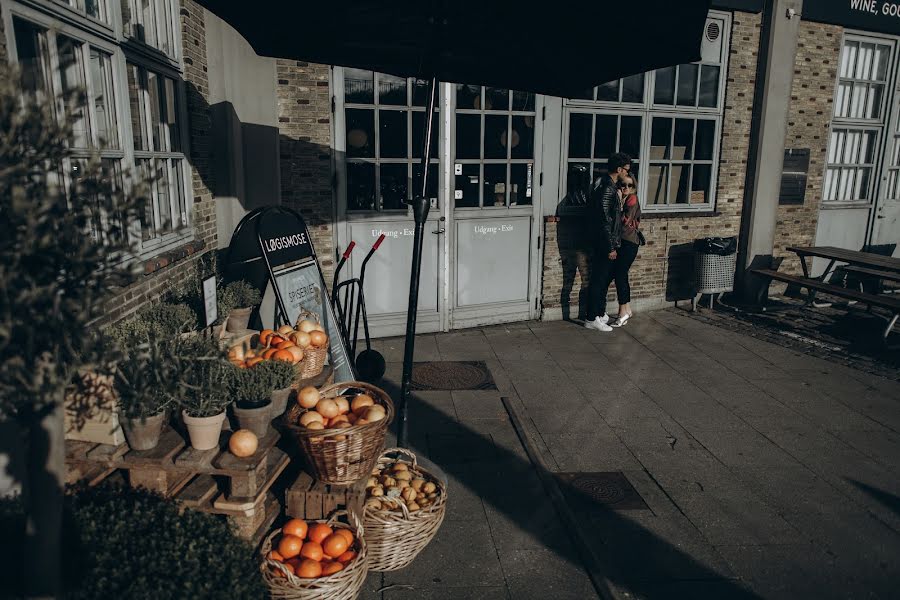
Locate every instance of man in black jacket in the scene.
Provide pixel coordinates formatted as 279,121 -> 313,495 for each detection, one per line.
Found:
585,152 -> 631,332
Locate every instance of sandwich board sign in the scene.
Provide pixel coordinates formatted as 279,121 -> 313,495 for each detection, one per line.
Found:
223,206 -> 354,382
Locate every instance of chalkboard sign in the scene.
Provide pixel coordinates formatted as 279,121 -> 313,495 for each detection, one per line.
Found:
224,206 -> 356,382
273,261 -> 353,382
779,148 -> 810,205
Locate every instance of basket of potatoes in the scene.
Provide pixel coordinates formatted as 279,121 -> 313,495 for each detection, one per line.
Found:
363,448 -> 447,571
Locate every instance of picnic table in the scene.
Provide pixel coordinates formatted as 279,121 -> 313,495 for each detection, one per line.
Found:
788,245 -> 900,281
751,246 -> 900,343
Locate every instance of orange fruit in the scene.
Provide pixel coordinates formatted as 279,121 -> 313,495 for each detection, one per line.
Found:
246,357 -> 264,368
267,550 -> 285,562
274,562 -> 294,577
282,518 -> 308,540
322,533 -> 350,558
277,534 -> 303,559
295,559 -> 323,579
300,541 -> 323,562
262,348 -> 278,360
321,561 -> 344,576
334,529 -> 354,547
259,329 -> 276,346
273,349 -> 295,362
276,339 -> 296,350
336,549 -> 357,564
307,523 -> 333,544
269,335 -> 286,346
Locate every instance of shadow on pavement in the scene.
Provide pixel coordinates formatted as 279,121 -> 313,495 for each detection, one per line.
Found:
847,479 -> 900,519
376,376 -> 761,600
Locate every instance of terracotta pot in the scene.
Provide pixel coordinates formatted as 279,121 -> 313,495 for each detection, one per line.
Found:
232,402 -> 271,437
182,410 -> 226,450
121,411 -> 166,451
269,387 -> 293,419
226,307 -> 253,332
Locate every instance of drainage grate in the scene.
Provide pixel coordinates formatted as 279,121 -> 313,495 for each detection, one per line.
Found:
409,361 -> 498,391
556,472 -> 649,511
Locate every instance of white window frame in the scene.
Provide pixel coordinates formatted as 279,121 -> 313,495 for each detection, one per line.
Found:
824,33 -> 897,207
4,0 -> 193,260
560,10 -> 730,214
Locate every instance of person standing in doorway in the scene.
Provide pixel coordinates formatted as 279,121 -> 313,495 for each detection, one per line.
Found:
610,172 -> 643,327
585,152 -> 630,332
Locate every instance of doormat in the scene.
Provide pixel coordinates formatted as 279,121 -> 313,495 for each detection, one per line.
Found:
409,361 -> 498,391
556,472 -> 649,511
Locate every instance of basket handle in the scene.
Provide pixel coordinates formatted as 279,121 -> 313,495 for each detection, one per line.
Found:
381,447 -> 419,469
326,508 -> 364,540
373,496 -> 412,518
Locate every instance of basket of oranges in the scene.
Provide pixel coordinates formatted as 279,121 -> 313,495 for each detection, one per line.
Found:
285,382 -> 394,485
363,448 -> 447,571
230,315 -> 329,380
261,511 -> 367,600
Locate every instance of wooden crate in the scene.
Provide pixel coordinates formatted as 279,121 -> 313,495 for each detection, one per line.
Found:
286,471 -> 367,521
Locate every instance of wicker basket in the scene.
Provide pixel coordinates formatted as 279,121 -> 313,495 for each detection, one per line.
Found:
284,382 -> 394,485
364,448 -> 447,572
261,510 -> 367,600
294,311 -> 327,379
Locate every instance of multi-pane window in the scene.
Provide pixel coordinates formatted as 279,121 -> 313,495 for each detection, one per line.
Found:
57,0 -> 108,23
121,0 -> 178,58
824,37 -> 893,203
127,63 -> 187,242
344,70 -> 440,211
562,13 -> 728,212
565,113 -> 641,206
454,85 -> 536,208
10,1 -> 190,256
12,17 -> 125,243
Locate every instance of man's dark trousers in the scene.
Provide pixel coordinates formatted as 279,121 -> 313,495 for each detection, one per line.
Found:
587,248 -> 613,320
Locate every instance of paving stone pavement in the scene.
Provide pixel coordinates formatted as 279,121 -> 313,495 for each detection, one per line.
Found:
361,310 -> 900,599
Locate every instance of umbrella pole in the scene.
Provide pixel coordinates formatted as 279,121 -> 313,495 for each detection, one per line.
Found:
398,76 -> 438,449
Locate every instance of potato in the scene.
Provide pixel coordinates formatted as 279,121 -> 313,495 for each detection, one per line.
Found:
423,482 -> 436,494
392,463 -> 408,472
410,478 -> 426,491
370,486 -> 384,497
394,470 -> 412,481
381,476 -> 397,488
366,477 -> 378,489
407,501 -> 420,511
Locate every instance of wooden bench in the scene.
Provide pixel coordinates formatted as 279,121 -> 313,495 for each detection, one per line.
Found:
751,268 -> 900,341
841,265 -> 900,284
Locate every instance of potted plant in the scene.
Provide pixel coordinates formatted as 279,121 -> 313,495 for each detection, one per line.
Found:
175,337 -> 235,450
229,364 -> 274,437
218,281 -> 262,333
112,332 -> 175,450
255,359 -> 297,419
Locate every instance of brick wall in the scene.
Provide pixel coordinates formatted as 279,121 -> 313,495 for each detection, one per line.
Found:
775,21 -> 841,274
98,0 -> 217,326
542,11 -> 761,318
276,61 -> 336,284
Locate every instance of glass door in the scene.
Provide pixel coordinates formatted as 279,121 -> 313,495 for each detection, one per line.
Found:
449,84 -> 542,329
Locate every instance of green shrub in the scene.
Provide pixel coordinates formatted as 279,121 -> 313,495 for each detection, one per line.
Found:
229,364 -> 274,409
0,486 -> 266,599
113,334 -> 177,420
217,281 -> 262,324
174,336 -> 234,417
254,359 -> 296,392
105,302 -> 198,351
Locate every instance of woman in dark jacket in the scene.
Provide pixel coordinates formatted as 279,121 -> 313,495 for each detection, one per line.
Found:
610,173 -> 642,327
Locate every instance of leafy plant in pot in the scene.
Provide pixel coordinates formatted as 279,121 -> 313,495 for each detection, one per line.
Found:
112,331 -> 177,451
229,364 -> 275,438
255,359 -> 297,419
174,337 -> 235,450
218,281 -> 262,333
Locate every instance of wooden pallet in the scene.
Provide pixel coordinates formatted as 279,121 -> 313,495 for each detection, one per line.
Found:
285,471 -> 367,521
65,426 -> 283,499
66,432 -> 291,545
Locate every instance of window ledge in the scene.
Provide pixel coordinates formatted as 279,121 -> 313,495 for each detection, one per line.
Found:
641,210 -> 721,219
142,238 -> 206,276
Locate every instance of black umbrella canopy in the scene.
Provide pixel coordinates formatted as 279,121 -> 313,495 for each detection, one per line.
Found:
194,0 -> 712,98
198,0 -> 714,447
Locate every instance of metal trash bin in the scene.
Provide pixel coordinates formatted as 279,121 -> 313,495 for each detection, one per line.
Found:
692,236 -> 737,310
